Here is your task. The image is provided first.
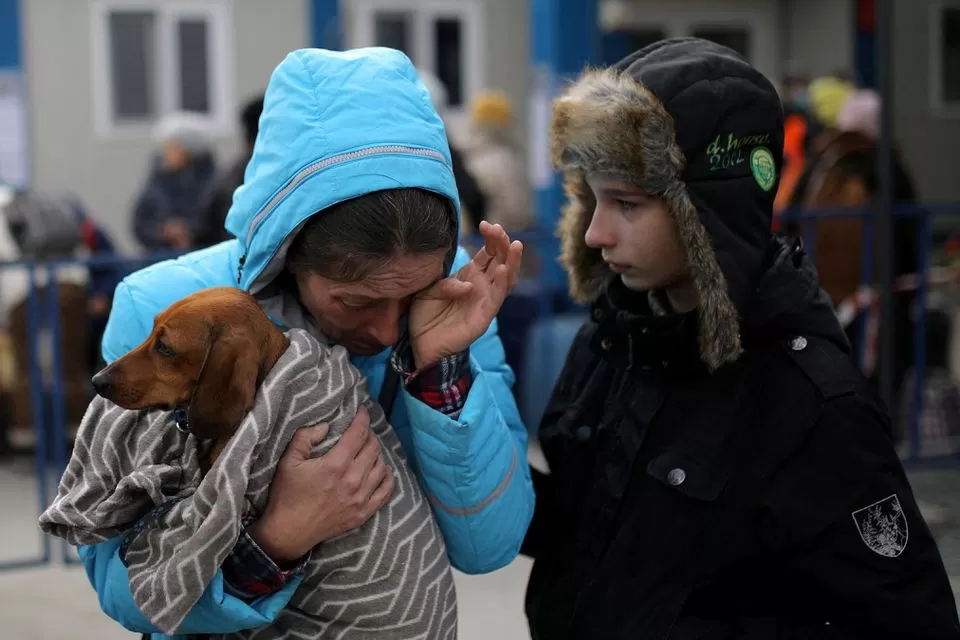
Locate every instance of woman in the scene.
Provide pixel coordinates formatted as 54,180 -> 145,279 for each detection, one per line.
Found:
522,38 -> 959,639
132,111 -> 218,251
82,47 -> 533,638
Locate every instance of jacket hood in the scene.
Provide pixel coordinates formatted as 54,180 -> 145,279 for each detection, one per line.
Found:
225,48 -> 461,294
551,37 -> 784,371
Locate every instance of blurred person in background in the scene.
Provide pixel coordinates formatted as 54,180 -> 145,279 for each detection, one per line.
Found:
774,63 -> 821,217
199,93 -> 265,247
807,74 -> 857,136
462,90 -> 533,233
781,61 -> 812,113
417,69 -> 488,234
836,88 -> 927,440
790,86 -> 921,424
522,38 -> 959,639
71,198 -> 122,372
132,111 -> 218,251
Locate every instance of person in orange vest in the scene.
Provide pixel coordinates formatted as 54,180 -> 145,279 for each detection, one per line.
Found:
774,67 -> 821,225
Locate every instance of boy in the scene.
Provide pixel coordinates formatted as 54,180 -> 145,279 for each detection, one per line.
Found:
523,38 -> 960,639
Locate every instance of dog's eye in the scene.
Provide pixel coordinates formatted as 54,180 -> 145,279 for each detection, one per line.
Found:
155,340 -> 176,358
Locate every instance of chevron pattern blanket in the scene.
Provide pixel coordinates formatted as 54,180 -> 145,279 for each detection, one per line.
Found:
39,329 -> 457,638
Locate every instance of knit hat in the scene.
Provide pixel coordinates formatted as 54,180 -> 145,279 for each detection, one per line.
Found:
808,76 -> 856,128
152,111 -> 213,156
470,90 -> 513,128
836,89 -> 880,140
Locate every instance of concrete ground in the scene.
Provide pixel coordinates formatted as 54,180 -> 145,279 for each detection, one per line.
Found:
2,448 -> 959,639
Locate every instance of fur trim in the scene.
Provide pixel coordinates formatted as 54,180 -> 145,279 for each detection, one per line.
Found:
557,170 -> 611,302
551,68 -> 742,371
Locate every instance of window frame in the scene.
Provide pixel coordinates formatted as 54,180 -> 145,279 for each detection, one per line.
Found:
91,0 -> 234,138
930,0 -> 960,117
348,0 -> 485,116
605,3 -> 779,89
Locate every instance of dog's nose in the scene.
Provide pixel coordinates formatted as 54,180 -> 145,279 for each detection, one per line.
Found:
91,371 -> 113,398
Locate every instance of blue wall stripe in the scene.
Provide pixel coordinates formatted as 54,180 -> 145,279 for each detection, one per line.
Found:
530,0 -> 598,291
0,0 -> 21,69
310,0 -> 341,49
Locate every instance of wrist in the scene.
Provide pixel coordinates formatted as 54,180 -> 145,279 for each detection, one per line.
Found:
248,515 -> 305,565
412,349 -> 438,371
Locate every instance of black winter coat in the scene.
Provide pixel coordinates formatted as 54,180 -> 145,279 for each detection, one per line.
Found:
528,38 -> 960,639
523,242 -> 960,639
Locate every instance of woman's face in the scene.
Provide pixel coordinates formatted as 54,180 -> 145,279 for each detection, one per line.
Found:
293,251 -> 447,355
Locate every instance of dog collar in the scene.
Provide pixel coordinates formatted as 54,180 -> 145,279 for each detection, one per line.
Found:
173,407 -> 191,434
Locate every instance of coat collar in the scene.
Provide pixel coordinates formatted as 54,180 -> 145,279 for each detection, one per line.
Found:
590,281 -> 705,376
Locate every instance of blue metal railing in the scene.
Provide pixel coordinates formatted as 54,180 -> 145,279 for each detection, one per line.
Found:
0,252 -> 181,570
782,202 -> 957,466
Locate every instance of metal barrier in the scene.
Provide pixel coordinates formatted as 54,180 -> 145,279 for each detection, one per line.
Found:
0,251 -> 180,571
2,205 -> 960,572
781,202 -> 960,467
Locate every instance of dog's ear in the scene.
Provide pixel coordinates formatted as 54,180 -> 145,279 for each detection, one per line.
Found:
188,327 -> 261,440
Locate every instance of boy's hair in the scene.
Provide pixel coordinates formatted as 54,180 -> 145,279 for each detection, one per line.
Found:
286,188 -> 457,283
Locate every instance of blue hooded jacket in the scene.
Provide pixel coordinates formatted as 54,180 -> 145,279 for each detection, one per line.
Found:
79,48 -> 534,638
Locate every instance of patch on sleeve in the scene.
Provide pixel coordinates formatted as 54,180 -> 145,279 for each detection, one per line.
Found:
851,494 -> 909,557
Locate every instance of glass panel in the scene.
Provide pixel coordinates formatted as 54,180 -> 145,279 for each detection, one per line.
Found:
434,18 -> 463,107
108,11 -> 156,120
374,12 -> 414,61
942,8 -> 960,104
178,19 -> 211,113
625,27 -> 666,52
692,26 -> 751,59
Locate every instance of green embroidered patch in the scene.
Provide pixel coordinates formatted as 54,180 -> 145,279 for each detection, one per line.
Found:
749,146 -> 777,192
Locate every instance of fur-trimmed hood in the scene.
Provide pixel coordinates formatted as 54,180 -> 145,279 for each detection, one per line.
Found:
552,38 -> 785,371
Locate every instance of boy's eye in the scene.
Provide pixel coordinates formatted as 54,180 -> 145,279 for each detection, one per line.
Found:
615,198 -> 635,213
155,340 -> 176,358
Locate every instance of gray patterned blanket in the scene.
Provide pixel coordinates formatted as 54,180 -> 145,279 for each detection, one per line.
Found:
39,329 -> 457,639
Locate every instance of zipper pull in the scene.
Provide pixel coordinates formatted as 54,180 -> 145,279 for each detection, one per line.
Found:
237,254 -> 246,285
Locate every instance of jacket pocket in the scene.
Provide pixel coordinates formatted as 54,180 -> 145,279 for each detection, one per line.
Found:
647,448 -> 728,503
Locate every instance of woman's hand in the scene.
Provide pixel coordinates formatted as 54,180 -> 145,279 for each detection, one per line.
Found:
408,222 -> 523,368
249,405 -> 394,563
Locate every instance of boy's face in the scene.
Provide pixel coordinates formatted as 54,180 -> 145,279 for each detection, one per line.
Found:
584,174 -> 688,294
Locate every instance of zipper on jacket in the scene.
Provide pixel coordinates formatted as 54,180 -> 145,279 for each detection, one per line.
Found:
237,145 -> 448,285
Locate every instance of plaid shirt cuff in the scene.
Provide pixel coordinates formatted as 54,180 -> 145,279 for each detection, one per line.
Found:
221,514 -> 311,600
390,335 -> 472,417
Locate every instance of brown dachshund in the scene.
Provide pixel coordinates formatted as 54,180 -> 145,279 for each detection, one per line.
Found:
91,286 -> 290,474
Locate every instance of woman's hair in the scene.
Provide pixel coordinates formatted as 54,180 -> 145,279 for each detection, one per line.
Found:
285,188 -> 457,282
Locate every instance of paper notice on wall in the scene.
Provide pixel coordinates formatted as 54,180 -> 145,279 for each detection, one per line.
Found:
528,65 -> 554,189
0,71 -> 30,189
